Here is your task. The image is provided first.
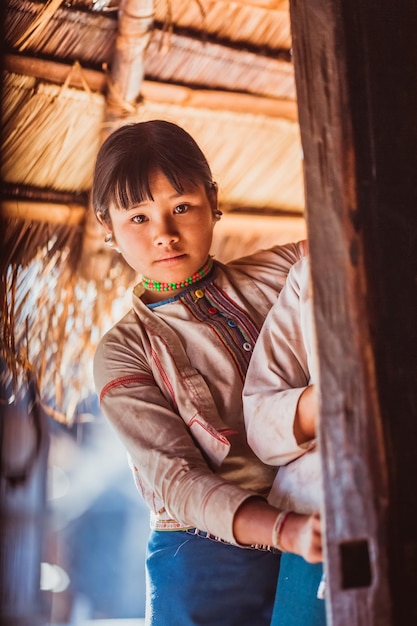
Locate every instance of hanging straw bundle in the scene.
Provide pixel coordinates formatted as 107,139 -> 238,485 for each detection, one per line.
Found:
1,67 -> 105,192
1,216 -> 135,424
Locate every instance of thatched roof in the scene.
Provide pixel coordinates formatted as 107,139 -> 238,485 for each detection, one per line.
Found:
1,0 -> 307,422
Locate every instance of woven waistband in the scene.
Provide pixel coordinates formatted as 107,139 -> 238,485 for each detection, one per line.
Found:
185,528 -> 280,554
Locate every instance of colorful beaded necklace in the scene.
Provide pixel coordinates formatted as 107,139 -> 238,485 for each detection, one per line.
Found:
141,258 -> 213,292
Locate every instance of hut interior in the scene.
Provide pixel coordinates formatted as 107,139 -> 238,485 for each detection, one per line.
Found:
1,1 -> 308,623
3,0 -> 417,625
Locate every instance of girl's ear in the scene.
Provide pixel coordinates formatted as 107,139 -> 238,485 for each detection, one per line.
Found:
208,181 -> 219,214
96,211 -> 111,233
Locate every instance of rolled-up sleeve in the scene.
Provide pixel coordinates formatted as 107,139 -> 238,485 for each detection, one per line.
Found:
243,257 -> 316,466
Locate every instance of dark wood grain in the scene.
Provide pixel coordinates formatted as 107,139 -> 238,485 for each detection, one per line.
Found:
290,1 -> 417,623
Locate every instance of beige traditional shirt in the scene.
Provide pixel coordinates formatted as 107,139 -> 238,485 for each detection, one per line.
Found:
243,256 -> 323,515
94,242 -> 306,544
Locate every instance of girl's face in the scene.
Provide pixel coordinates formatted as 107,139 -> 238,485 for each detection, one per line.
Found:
104,169 -> 218,301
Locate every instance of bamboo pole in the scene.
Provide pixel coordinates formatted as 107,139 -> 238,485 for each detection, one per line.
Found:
105,0 -> 154,123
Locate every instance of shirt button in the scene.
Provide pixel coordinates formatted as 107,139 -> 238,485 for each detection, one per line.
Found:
194,289 -> 204,299
208,307 -> 218,315
227,319 -> 237,327
242,342 -> 252,351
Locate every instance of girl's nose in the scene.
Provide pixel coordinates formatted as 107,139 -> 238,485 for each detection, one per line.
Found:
153,220 -> 180,247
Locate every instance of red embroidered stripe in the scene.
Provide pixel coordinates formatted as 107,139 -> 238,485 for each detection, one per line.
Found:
189,414 -> 238,440
100,374 -> 154,403
219,428 -> 239,437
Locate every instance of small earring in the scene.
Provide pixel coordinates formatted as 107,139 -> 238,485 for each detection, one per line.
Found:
104,233 -> 114,247
104,232 -> 121,253
214,209 -> 223,221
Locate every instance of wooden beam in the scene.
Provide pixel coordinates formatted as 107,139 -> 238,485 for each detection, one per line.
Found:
141,80 -> 297,121
3,54 -> 106,93
291,0 -> 417,624
1,200 -> 86,225
4,54 -> 296,121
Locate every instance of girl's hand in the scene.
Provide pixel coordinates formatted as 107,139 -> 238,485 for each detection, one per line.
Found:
279,512 -> 322,563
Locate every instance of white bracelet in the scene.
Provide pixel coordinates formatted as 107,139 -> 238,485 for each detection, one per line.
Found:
271,511 -> 292,551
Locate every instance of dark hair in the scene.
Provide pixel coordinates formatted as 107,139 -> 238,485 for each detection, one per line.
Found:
92,120 -> 215,224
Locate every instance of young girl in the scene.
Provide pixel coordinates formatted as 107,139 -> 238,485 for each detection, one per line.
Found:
243,255 -> 326,626
92,120 -> 321,626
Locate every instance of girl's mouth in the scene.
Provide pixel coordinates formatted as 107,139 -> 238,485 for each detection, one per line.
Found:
155,253 -> 187,265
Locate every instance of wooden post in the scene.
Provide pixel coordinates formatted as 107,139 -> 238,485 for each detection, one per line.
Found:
289,1 -> 417,624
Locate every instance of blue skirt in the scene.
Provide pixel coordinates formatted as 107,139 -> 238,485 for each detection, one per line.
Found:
271,553 -> 327,626
145,530 -> 281,626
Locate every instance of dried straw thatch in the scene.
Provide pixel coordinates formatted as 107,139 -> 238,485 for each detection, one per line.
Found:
0,214 -> 136,421
2,0 -> 306,421
143,31 -> 295,100
2,70 -> 105,191
6,0 -> 117,64
152,0 -> 292,50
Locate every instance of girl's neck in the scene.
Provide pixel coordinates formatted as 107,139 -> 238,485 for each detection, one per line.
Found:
140,258 -> 213,304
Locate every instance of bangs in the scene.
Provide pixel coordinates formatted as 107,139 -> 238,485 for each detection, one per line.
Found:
109,156 -> 201,211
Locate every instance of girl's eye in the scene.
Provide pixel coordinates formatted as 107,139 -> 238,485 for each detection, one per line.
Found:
174,204 -> 189,214
132,214 -> 147,224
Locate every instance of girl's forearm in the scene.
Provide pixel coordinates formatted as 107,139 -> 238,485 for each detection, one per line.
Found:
233,497 -> 322,563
